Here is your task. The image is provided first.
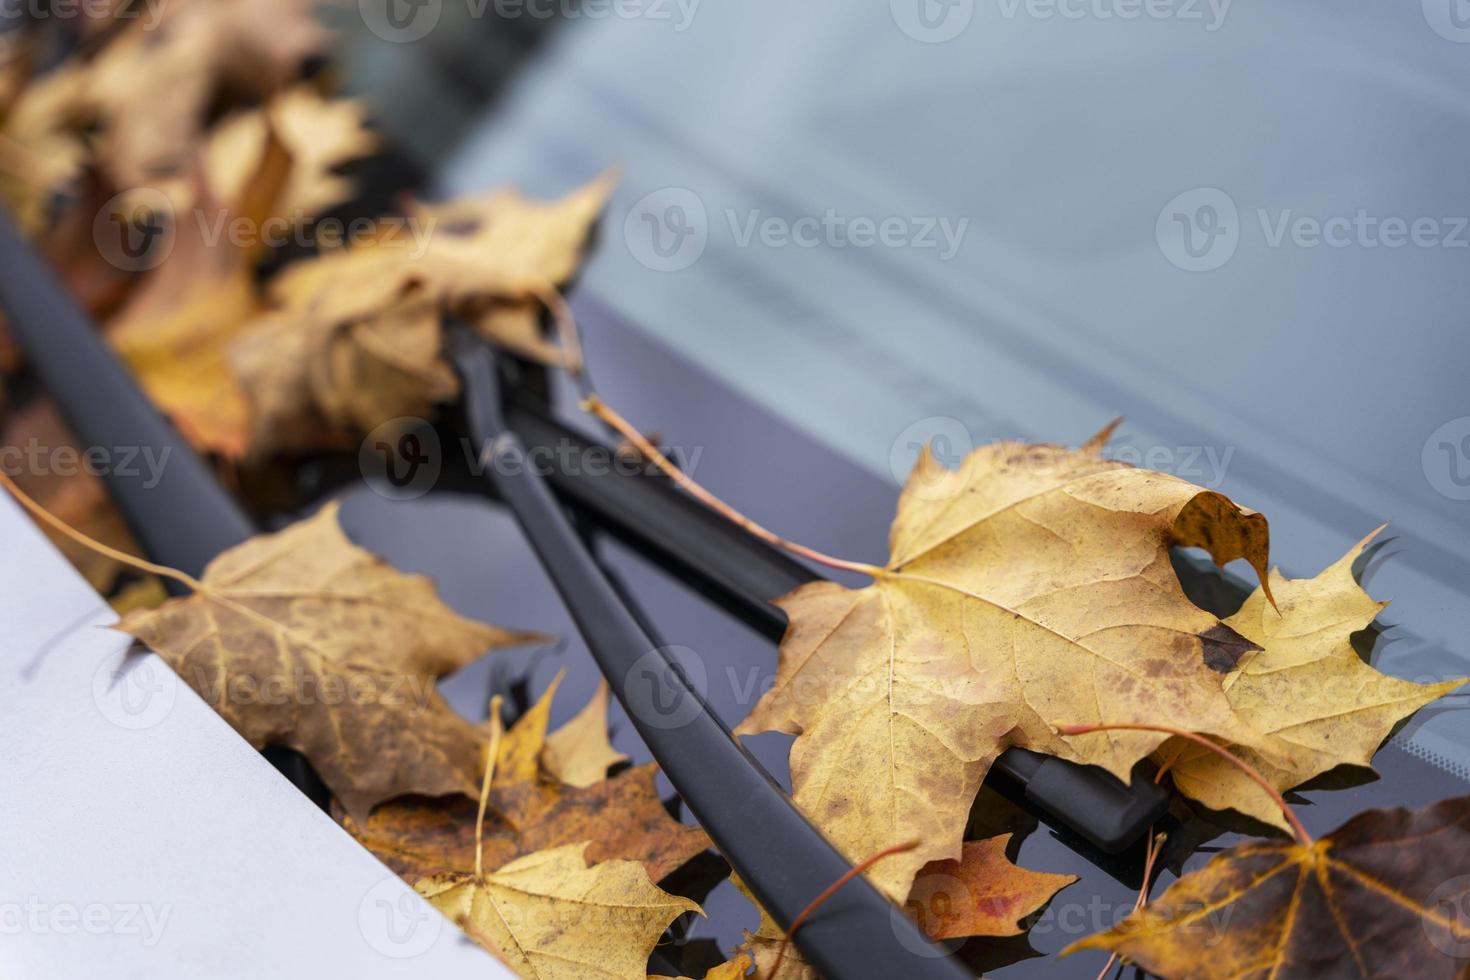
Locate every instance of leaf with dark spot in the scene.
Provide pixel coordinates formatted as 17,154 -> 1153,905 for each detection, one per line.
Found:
1065,794 -> 1470,979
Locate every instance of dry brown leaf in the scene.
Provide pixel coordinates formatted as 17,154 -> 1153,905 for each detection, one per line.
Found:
407,172 -> 616,305
0,398 -> 142,592
418,842 -> 700,980
543,680 -> 629,788
107,123 -> 292,455
905,835 -> 1075,940
0,64 -> 89,233
1158,530 -> 1465,830
117,501 -> 540,821
230,174 -> 614,453
82,0 -> 328,186
736,430 -> 1277,899
227,313 -> 347,455
132,87 -> 377,225
1064,794 -> 1470,978
340,676 -> 707,884
340,761 -> 708,887
308,298 -> 458,436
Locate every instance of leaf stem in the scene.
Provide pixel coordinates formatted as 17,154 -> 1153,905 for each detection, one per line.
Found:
581,396 -> 884,579
474,695 -> 504,879
1056,721 -> 1312,846
768,838 -> 920,979
1094,829 -> 1167,980
0,470 -> 203,592
536,285 -> 584,376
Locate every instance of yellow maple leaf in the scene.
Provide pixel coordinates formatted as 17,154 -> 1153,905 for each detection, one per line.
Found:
1160,528 -> 1465,829
737,428 -> 1277,899
543,680 -> 629,788
415,697 -> 701,980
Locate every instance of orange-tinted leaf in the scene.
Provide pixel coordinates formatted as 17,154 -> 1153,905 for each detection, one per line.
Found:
906,835 -> 1075,940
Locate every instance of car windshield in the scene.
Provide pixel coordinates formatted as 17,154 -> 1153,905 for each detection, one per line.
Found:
416,1 -> 1470,779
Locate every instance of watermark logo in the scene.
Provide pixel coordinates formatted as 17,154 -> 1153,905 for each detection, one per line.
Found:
895,866 -> 970,957
1423,0 -> 1470,42
360,418 -> 442,501
92,654 -> 178,731
727,209 -> 968,260
0,899 -> 171,946
1156,187 -> 1239,272
1423,417 -> 1470,501
0,440 -> 171,488
891,0 -> 974,42
1104,443 -> 1234,488
889,417 -> 975,499
994,0 -> 1231,30
359,0 -> 442,42
360,0 -> 698,42
1425,875 -> 1470,956
93,196 -> 436,271
92,188 -> 176,272
1159,187 -> 1469,271
358,876 -> 441,958
1,0 -> 168,37
624,187 -> 969,271
624,187 -> 709,272
621,645 -> 708,730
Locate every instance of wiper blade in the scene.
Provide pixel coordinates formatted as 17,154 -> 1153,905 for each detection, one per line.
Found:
452,327 -> 972,980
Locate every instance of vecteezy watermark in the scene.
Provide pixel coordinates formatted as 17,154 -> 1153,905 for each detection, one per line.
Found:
359,416 -> 706,501
623,187 -> 970,272
996,0 -> 1231,29
1425,875 -> 1470,957
189,667 -> 439,713
1156,187 -> 1240,272
0,0 -> 168,31
92,188 -> 177,272
358,876 -> 442,958
1157,187 -> 1470,272
623,188 -> 709,272
92,190 -> 437,272
0,899 -> 172,946
1026,894 -> 1234,943
92,653 -> 179,731
1101,442 -> 1234,488
0,439 -> 171,489
890,0 -> 975,42
891,0 -> 1230,41
360,418 -> 443,502
889,417 -> 976,500
887,417 -> 1232,496
620,646 -> 709,730
1423,417 -> 1470,501
1422,0 -> 1470,43
358,0 -> 698,44
895,866 -> 970,957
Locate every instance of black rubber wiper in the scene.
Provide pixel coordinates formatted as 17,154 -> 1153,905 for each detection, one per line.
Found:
451,327 -> 972,980
0,217 -> 254,578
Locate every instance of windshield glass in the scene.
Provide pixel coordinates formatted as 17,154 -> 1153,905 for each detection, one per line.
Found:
431,0 -> 1470,777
